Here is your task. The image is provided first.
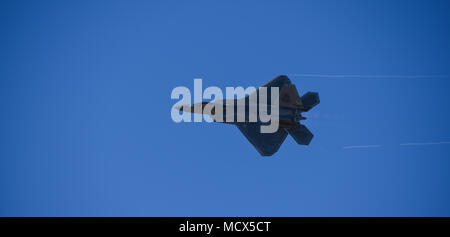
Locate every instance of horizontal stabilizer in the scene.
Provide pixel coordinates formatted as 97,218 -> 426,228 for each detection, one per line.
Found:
300,92 -> 320,112
287,125 -> 314,145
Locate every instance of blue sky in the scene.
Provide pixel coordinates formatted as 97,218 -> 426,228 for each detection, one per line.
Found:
1,0 -> 450,216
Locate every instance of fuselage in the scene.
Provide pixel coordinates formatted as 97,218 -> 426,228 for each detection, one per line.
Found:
185,98 -> 305,128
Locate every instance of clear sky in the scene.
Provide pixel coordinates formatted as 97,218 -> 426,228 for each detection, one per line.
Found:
1,0 -> 450,216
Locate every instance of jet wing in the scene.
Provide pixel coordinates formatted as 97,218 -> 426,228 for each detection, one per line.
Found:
236,123 -> 288,156
262,75 -> 291,89
245,75 -> 292,106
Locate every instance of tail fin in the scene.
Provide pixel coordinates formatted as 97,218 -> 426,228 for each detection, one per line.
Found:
300,92 -> 320,112
287,125 -> 314,145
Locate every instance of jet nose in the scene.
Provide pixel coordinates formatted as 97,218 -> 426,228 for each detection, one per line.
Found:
175,102 -> 208,114
175,104 -> 192,112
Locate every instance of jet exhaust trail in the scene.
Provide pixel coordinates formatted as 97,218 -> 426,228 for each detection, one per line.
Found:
400,141 -> 450,146
342,145 -> 381,149
288,74 -> 448,79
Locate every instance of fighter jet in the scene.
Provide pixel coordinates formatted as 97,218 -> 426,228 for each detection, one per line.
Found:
177,75 -> 320,156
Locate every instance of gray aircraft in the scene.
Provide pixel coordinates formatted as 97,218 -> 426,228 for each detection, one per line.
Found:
177,75 -> 320,156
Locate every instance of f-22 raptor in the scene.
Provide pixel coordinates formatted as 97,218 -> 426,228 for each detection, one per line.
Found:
177,75 -> 320,156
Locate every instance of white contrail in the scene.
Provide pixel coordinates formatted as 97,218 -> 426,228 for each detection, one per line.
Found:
341,141 -> 450,150
342,145 -> 381,149
288,74 -> 448,79
400,141 -> 450,146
